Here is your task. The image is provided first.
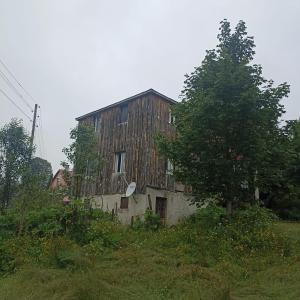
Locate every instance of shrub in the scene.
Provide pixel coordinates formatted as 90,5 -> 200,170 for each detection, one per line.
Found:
86,219 -> 122,248
278,207 -> 300,221
0,201 -> 113,242
0,243 -> 16,275
25,207 -> 64,237
144,209 -> 161,231
0,211 -> 18,240
0,201 -> 121,275
185,204 -> 291,262
188,204 -> 226,229
132,209 -> 162,231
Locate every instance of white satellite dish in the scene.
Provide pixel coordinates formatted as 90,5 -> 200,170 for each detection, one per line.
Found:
126,182 -> 136,197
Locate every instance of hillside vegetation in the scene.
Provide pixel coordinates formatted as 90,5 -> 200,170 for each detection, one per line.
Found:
0,203 -> 300,300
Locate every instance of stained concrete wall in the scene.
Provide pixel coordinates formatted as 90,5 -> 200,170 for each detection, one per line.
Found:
91,187 -> 197,225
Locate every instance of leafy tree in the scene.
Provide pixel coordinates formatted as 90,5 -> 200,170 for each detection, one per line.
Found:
263,119 -> 300,219
62,123 -> 103,198
12,156 -> 54,223
288,119 -> 300,188
30,157 -> 53,189
0,119 -> 32,212
157,20 -> 290,216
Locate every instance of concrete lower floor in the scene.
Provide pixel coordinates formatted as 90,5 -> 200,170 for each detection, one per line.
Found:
91,186 -> 197,225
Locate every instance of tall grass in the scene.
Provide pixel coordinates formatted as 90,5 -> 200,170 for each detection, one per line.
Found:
0,203 -> 299,299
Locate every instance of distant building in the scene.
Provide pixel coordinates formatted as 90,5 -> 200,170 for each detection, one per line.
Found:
49,169 -> 71,190
76,89 -> 196,225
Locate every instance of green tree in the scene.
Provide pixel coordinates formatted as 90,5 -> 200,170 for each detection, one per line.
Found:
157,20 -> 290,216
30,157 -> 53,189
263,119 -> 300,219
62,123 -> 103,198
0,119 -> 32,212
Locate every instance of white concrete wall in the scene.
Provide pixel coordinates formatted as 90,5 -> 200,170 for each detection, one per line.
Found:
91,187 -> 197,226
146,187 -> 197,225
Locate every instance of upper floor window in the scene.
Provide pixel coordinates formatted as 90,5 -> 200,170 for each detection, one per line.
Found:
93,115 -> 100,132
119,104 -> 128,124
114,152 -> 126,173
166,159 -> 174,175
168,109 -> 175,124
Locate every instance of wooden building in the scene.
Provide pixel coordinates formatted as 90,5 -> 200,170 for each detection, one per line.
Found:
76,89 -> 196,224
49,169 -> 72,190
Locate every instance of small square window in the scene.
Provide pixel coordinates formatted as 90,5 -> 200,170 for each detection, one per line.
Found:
120,197 -> 129,209
119,104 -> 128,124
114,152 -> 126,173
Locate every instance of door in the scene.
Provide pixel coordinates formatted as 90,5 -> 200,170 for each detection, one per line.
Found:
155,197 -> 167,220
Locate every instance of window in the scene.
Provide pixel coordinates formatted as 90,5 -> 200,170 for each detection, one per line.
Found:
168,109 -> 175,124
166,159 -> 174,175
93,115 -> 100,132
114,152 -> 126,173
120,197 -> 129,209
119,104 -> 128,124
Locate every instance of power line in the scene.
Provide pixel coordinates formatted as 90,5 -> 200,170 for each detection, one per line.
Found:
0,88 -> 32,121
0,58 -> 37,105
0,68 -> 33,111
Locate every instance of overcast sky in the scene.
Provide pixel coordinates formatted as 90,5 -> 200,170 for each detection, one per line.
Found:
0,0 -> 299,172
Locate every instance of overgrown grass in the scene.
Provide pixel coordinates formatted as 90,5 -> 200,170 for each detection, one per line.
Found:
0,204 -> 300,299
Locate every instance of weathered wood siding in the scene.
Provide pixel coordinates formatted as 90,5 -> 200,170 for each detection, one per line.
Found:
80,92 -> 175,195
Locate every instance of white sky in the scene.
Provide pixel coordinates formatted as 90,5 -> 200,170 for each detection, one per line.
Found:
0,0 -> 299,172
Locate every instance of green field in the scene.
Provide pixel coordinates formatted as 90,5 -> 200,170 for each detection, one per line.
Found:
0,221 -> 299,300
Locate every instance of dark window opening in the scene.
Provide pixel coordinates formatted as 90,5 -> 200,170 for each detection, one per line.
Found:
119,104 -> 128,124
114,152 -> 125,173
156,197 -> 167,219
120,197 -> 129,209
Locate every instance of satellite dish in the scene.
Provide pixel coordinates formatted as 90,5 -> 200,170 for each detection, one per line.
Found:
126,182 -> 136,197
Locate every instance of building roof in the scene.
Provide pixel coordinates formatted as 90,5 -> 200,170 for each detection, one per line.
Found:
76,88 -> 177,121
51,169 -> 73,182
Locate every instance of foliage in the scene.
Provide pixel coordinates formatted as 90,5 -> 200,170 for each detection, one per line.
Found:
132,209 -> 162,231
0,203 -> 299,299
0,201 -> 120,275
62,123 -> 103,198
156,20 -> 290,215
186,204 -> 289,261
0,119 -> 32,212
0,243 -> 16,274
262,119 -> 300,220
30,157 -> 53,189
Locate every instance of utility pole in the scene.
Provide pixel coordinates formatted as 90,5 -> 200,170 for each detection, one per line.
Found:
30,104 -> 38,154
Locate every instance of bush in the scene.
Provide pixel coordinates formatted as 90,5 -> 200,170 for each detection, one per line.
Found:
0,201 -> 122,275
188,204 -> 226,229
132,209 -> 162,231
0,211 -> 18,240
0,243 -> 16,275
144,209 -> 161,231
25,207 -> 65,237
86,219 -> 122,248
0,201 -> 113,241
42,237 -> 92,270
278,207 -> 300,221
185,204 -> 290,261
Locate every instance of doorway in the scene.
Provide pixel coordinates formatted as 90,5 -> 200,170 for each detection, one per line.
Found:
155,197 -> 167,220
